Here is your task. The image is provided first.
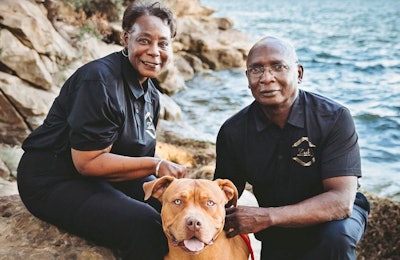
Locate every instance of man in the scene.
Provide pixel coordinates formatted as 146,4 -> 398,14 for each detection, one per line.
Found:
213,36 -> 370,259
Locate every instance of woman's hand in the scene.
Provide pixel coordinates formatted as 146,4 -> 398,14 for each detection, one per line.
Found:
71,148 -> 186,181
156,159 -> 187,179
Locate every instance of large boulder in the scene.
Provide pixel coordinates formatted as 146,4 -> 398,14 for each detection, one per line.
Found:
0,72 -> 57,130
0,30 -> 54,90
175,16 -> 250,71
0,0 -> 77,60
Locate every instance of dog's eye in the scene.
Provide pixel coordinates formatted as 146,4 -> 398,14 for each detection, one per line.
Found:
206,200 -> 215,206
173,199 -> 182,205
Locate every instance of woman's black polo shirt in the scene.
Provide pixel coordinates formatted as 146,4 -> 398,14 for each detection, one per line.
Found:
22,51 -> 160,158
214,89 -> 362,247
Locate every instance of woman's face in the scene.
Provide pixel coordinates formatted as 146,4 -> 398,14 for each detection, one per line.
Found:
123,15 -> 172,83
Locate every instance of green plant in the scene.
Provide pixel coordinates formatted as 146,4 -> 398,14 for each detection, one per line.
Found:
78,20 -> 101,39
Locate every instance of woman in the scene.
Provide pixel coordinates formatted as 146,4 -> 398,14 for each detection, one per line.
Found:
17,2 -> 186,259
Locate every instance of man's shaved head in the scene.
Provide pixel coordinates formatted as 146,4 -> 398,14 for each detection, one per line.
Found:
247,36 -> 299,67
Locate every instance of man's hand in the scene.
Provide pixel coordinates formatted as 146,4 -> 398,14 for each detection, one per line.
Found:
224,176 -> 358,238
224,206 -> 271,238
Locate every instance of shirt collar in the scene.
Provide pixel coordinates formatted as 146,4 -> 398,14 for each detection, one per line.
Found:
253,90 -> 305,132
253,102 -> 274,132
121,53 -> 151,102
287,90 -> 304,128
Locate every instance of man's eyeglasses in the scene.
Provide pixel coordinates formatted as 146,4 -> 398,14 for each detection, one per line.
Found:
247,64 -> 290,78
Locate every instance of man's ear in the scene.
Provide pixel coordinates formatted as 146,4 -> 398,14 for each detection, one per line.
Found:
297,63 -> 304,83
143,176 -> 175,202
214,179 -> 239,207
245,70 -> 251,89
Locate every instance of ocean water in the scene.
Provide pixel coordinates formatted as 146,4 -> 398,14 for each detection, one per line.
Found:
173,0 -> 400,200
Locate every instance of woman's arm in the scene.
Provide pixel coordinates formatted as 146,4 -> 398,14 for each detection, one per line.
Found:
71,147 -> 187,181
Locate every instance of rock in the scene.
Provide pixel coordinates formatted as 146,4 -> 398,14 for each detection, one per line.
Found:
356,192 -> 400,259
0,144 -> 23,179
156,142 -> 195,168
0,30 -> 54,90
0,90 -> 29,145
175,16 -> 250,70
168,0 -> 214,17
0,0 -> 77,60
0,161 -> 9,180
159,94 -> 183,121
73,37 -> 122,66
174,52 -> 205,79
156,120 -> 217,179
0,72 -> 57,129
156,119 -> 215,144
156,60 -> 187,95
0,71 -> 57,145
0,195 -> 116,260
0,179 -> 17,197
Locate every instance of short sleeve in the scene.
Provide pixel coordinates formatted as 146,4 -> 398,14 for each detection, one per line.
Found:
68,80 -> 122,151
321,108 -> 361,178
214,124 -> 247,196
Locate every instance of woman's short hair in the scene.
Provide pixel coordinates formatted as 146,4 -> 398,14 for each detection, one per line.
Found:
122,1 -> 177,38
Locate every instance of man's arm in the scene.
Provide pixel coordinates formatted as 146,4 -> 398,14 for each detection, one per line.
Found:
214,125 -> 247,196
224,175 -> 357,237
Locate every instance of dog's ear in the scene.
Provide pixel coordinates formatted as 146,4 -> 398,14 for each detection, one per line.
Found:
143,176 -> 175,202
214,179 -> 239,207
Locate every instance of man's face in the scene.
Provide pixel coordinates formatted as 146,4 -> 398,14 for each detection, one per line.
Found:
246,41 -> 302,108
123,15 -> 172,83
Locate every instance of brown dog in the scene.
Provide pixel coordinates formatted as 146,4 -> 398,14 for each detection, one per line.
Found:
143,176 -> 251,260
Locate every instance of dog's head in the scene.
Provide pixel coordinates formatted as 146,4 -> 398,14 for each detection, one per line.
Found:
143,177 -> 238,254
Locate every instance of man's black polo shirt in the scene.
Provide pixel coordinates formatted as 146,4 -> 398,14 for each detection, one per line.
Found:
214,89 -> 361,248
22,51 -> 160,158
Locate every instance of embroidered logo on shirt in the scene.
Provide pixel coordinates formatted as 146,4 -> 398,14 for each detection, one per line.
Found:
145,112 -> 156,139
292,137 -> 316,167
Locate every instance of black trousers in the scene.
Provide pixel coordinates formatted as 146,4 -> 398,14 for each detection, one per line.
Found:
260,203 -> 369,260
17,150 -> 167,260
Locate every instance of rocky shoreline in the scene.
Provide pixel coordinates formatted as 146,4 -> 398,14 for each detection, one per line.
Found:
1,122 -> 399,259
0,0 -> 399,259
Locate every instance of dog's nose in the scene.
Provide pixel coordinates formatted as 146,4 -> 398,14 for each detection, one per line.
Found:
186,216 -> 202,231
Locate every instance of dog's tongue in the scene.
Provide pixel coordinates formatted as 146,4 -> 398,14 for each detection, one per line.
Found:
183,238 -> 205,252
